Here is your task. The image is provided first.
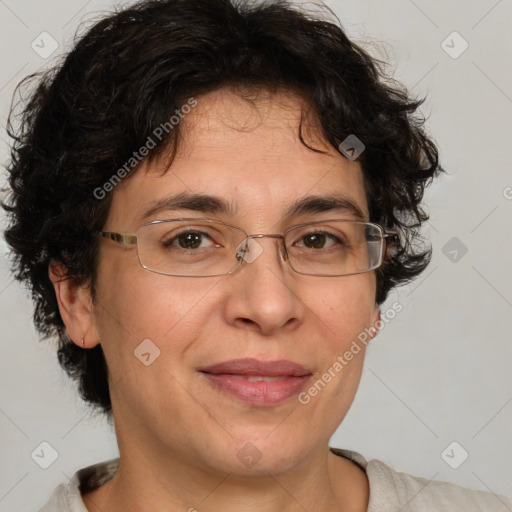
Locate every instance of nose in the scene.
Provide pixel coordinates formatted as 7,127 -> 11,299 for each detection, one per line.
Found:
223,235 -> 304,336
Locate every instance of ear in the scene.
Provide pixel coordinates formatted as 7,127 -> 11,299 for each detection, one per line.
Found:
49,262 -> 100,349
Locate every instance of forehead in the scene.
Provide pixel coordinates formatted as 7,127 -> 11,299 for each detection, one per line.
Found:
105,88 -> 368,230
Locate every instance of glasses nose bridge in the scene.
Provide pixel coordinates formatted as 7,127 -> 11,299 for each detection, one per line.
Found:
241,233 -> 289,263
248,233 -> 284,240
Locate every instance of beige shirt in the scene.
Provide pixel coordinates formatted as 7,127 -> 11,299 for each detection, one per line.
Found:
38,448 -> 512,511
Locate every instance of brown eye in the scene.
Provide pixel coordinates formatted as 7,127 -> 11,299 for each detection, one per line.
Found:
177,232 -> 203,249
162,230 -> 215,250
303,233 -> 327,248
298,232 -> 339,249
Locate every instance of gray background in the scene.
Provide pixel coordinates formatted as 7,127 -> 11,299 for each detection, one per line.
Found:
1,0 -> 511,510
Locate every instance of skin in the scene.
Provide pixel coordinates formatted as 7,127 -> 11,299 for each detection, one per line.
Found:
50,88 -> 381,512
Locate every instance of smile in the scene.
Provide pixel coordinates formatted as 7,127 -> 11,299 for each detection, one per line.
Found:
198,358 -> 312,406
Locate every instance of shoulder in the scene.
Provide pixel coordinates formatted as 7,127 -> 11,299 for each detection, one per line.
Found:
331,447 -> 512,512
37,458 -> 119,512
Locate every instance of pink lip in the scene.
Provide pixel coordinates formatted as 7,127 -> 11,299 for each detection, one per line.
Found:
199,358 -> 312,406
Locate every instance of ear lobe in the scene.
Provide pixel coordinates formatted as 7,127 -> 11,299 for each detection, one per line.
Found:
49,262 -> 99,349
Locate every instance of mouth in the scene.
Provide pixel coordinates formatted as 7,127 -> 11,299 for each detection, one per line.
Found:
198,358 -> 312,406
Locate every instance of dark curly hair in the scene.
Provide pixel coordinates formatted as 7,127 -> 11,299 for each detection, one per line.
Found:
2,0 -> 441,419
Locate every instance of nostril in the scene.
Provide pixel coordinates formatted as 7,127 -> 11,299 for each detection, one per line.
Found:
238,317 -> 257,327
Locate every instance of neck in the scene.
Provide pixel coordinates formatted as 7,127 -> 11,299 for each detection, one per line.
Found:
82,444 -> 367,512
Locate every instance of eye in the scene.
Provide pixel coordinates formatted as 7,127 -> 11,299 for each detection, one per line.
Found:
164,230 -> 216,250
297,232 -> 341,249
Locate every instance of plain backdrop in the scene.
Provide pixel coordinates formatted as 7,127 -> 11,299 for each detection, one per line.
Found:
0,0 -> 511,510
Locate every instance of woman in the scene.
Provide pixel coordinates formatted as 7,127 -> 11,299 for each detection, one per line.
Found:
3,0 -> 511,510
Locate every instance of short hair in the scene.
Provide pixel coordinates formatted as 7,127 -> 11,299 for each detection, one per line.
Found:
2,0 -> 441,418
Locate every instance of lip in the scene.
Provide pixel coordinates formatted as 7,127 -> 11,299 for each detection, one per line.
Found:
199,358 -> 311,377
198,358 -> 312,406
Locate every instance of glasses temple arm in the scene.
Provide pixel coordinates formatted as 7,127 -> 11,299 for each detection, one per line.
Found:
96,231 -> 137,246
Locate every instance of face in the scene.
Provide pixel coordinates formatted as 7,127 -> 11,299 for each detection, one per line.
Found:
59,88 -> 380,476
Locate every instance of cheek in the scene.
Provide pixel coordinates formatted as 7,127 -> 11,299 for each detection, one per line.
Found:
293,278 -> 376,437
304,276 -> 376,396
93,253 -> 224,370
311,274 -> 377,347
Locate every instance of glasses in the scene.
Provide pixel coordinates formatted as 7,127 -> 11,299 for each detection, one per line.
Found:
96,218 -> 398,277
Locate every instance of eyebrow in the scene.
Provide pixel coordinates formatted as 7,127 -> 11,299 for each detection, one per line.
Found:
139,192 -> 235,221
284,194 -> 366,220
138,192 -> 366,222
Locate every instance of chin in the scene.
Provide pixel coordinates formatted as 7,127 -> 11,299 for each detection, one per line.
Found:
209,429 -> 311,476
